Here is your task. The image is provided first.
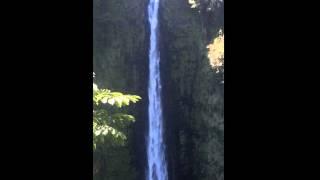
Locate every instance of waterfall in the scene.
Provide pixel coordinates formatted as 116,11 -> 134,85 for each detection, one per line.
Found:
146,0 -> 168,180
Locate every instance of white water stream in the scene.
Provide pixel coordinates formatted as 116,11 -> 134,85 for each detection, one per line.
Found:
146,0 -> 168,179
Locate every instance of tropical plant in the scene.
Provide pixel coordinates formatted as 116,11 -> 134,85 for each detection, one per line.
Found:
93,75 -> 141,150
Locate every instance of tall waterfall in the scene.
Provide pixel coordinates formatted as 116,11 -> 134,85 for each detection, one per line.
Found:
146,0 -> 168,180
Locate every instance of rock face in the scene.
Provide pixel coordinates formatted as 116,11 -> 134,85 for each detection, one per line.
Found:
93,0 -> 149,179
159,0 -> 224,180
93,0 -> 149,91
93,0 -> 224,179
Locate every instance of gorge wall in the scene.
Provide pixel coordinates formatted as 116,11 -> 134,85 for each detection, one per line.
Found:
160,0 -> 224,179
93,0 -> 149,179
93,0 -> 224,179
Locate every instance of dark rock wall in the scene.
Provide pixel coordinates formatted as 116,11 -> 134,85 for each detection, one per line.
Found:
93,0 -> 224,179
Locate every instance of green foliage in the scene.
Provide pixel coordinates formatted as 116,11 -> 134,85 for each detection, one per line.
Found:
93,81 -> 141,150
94,144 -> 138,180
93,84 -> 141,107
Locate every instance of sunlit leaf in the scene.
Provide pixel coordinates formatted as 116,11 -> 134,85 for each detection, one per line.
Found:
94,129 -> 102,136
107,98 -> 115,105
93,78 -> 141,150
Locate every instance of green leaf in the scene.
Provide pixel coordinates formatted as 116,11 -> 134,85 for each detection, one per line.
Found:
101,97 -> 108,104
107,98 -> 115,105
123,98 -> 130,106
94,129 -> 102,136
115,97 -> 123,108
102,128 -> 109,135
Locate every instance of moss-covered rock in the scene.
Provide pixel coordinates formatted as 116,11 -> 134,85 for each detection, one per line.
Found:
93,0 -> 149,179
160,0 -> 224,179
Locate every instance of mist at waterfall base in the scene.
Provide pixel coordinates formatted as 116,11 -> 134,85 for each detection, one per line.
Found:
146,0 -> 168,180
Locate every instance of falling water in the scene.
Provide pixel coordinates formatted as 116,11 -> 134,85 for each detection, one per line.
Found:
146,0 -> 168,180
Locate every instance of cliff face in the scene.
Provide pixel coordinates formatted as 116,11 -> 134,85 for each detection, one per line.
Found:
93,0 -> 224,179
93,0 -> 149,179
93,0 -> 149,91
159,0 -> 224,179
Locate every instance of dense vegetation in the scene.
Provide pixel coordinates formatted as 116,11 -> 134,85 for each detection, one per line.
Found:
160,1 -> 224,179
93,80 -> 141,149
93,73 -> 141,179
93,0 -> 224,179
